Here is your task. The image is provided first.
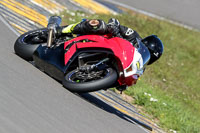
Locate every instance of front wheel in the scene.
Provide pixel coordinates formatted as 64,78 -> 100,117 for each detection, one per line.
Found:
62,68 -> 117,93
14,28 -> 48,61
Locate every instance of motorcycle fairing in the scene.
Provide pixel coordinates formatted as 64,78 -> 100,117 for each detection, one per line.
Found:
64,35 -> 135,70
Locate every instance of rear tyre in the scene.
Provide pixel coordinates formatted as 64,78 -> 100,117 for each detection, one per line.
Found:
14,28 -> 48,61
62,68 -> 117,93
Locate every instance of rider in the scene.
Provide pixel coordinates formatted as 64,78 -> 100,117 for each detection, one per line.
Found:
56,18 -> 163,78
57,18 -> 142,45
57,18 -> 163,64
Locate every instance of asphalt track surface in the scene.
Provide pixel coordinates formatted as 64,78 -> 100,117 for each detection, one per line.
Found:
104,0 -> 200,30
0,16 -> 148,133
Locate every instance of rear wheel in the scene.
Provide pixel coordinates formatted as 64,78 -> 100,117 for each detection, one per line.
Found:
62,67 -> 117,93
14,28 -> 48,61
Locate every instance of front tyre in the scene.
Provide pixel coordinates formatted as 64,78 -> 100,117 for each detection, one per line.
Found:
62,68 -> 117,93
14,28 -> 48,61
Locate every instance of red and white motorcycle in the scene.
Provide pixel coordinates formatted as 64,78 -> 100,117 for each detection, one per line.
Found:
14,16 -> 151,93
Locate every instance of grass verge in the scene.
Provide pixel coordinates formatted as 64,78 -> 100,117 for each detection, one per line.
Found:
58,10 -> 200,133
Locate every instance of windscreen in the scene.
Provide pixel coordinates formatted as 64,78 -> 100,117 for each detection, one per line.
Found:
136,39 -> 151,66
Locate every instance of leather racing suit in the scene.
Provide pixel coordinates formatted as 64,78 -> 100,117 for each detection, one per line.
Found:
58,18 -> 142,45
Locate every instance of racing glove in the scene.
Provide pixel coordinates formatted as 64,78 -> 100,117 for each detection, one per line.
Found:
107,18 -> 121,37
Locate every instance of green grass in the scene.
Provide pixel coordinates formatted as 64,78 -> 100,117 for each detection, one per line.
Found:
58,10 -> 200,132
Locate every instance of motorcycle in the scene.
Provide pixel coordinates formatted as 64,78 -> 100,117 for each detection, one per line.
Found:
14,16 -> 151,93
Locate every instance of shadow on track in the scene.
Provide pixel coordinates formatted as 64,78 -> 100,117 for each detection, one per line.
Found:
26,60 -> 152,131
77,92 -> 152,131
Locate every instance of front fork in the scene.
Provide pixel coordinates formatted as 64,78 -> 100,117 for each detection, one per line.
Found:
47,29 -> 54,47
47,16 -> 62,48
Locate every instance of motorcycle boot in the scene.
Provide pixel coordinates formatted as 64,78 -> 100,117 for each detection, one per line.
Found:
60,19 -> 107,35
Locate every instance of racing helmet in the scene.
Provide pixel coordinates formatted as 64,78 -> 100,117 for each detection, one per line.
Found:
142,35 -> 164,65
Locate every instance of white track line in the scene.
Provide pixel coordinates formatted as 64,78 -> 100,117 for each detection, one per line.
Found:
0,14 -> 20,36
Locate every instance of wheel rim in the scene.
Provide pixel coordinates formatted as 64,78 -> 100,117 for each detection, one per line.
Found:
23,30 -> 47,45
68,68 -> 110,83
